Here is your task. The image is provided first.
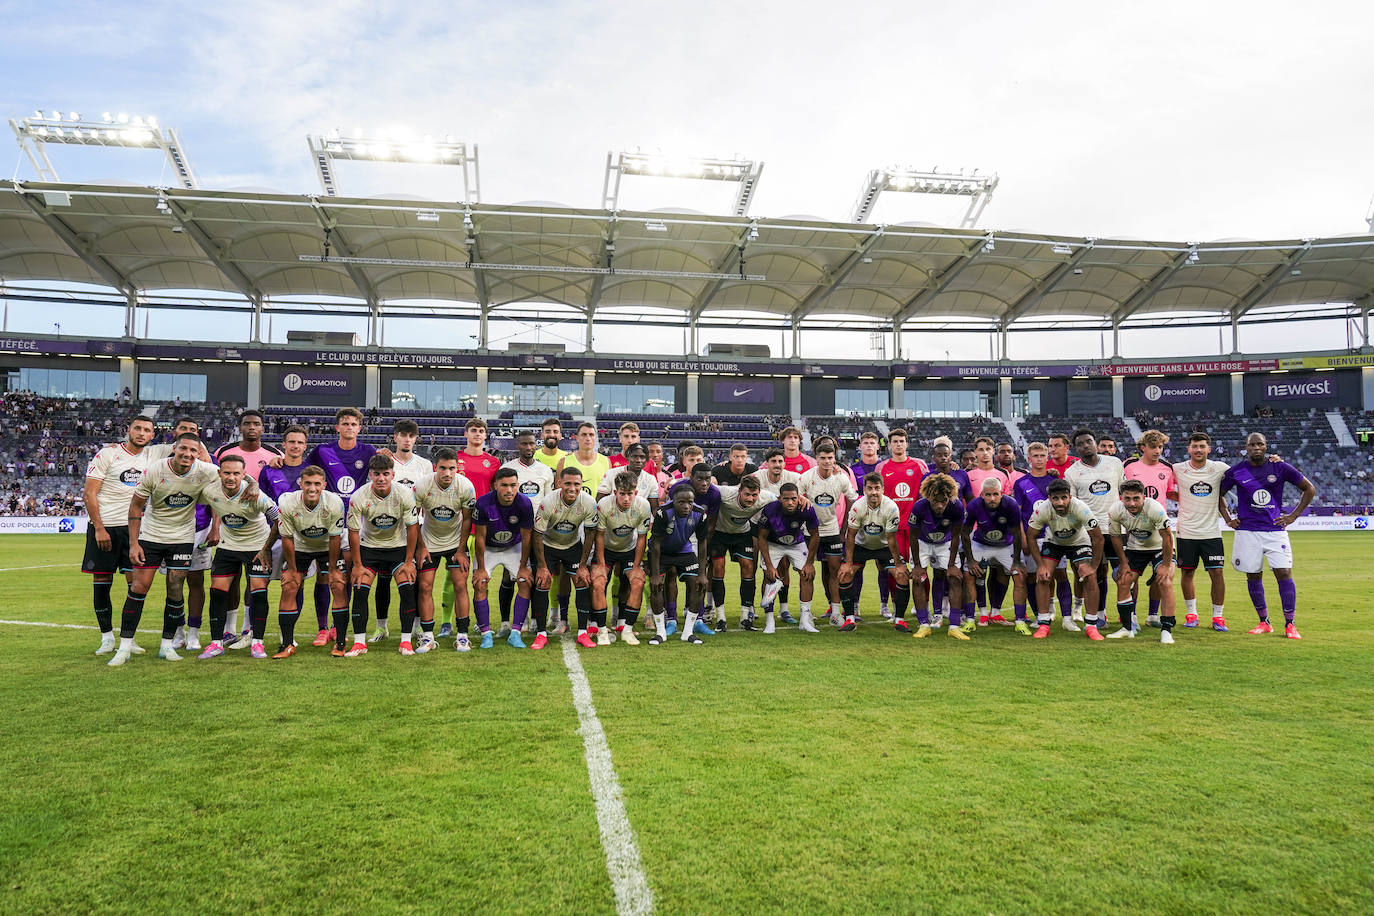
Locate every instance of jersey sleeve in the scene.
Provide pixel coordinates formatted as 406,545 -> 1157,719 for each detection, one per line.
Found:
277,505 -> 297,539
133,470 -> 157,502
846,503 -> 861,530
1107,506 -> 1125,537
650,511 -> 669,539
532,499 -> 550,534
346,501 -> 364,531
1219,466 -> 1235,495
86,448 -> 110,480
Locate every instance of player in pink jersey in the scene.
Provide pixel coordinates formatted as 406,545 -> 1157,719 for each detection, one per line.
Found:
213,410 -> 281,481
1122,429 -> 1177,627
996,442 -> 1025,490
779,426 -> 816,476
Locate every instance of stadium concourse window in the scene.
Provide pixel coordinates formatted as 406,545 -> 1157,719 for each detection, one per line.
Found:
1009,390 -> 1041,417
487,382 -> 583,413
138,373 -> 208,403
904,388 -> 992,418
595,383 -> 676,414
8,367 -> 120,399
835,388 -> 889,417
391,378 -> 477,410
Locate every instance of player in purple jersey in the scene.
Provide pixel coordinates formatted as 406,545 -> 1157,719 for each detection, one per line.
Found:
849,431 -> 889,616
961,477 -> 1027,629
302,408 -> 377,505
470,470 -> 535,649
755,483 -> 821,633
667,465 -> 721,635
1011,442 -> 1077,630
1219,433 -> 1316,639
927,437 -> 972,626
649,487 -> 711,645
906,474 -> 969,639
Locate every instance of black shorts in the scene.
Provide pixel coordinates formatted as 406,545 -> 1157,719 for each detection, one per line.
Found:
709,530 -> 756,561
419,546 -> 467,573
82,524 -> 131,575
850,545 -> 897,569
359,545 -> 408,575
818,534 -> 845,559
543,543 -> 585,573
660,552 -> 701,582
212,547 -> 271,579
1041,543 -> 1095,566
294,550 -> 346,575
602,548 -> 640,571
138,540 -> 194,571
1123,549 -> 1163,574
1176,537 -> 1225,571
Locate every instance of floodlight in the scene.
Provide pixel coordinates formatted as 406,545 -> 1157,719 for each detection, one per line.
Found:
850,166 -> 998,227
307,129 -> 480,200
602,149 -> 764,216
9,111 -> 198,187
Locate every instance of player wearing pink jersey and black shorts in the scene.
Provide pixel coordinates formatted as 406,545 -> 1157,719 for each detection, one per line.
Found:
1122,429 -> 1177,627
213,410 -> 281,481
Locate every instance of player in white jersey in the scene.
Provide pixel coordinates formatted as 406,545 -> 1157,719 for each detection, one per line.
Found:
106,434 -> 219,666
709,476 -> 776,631
276,467 -> 347,658
596,442 -> 660,510
594,471 -> 654,646
1171,431 -> 1230,631
533,467 -> 602,647
414,448 -> 477,654
343,455 -> 420,657
838,472 -> 909,632
1025,479 -> 1105,640
797,440 -> 860,623
365,419 -> 431,642
1063,427 -> 1125,625
82,415 -> 156,655
1106,481 -> 1177,642
505,431 -> 556,503
197,455 -> 281,660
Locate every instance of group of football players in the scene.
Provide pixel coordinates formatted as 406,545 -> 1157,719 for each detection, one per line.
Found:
80,406 -> 1317,666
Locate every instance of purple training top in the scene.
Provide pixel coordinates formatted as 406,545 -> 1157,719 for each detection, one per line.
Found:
650,505 -> 708,555
1221,459 -> 1307,532
305,440 -> 377,506
965,496 -> 1023,547
472,491 -> 534,549
758,500 -> 819,546
259,462 -> 307,504
908,497 -> 966,544
668,479 -> 721,517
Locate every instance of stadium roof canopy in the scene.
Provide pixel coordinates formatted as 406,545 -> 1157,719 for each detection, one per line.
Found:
2,181 -> 1372,346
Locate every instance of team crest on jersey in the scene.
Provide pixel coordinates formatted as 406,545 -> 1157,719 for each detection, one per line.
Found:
789,521 -> 799,529
507,515 -> 519,525
164,493 -> 194,508
119,469 -> 142,486
354,460 -> 363,469
1089,480 -> 1111,495
431,506 -> 456,521
1190,482 -> 1212,496
373,513 -> 398,529
906,469 -> 913,476
1267,475 -> 1277,484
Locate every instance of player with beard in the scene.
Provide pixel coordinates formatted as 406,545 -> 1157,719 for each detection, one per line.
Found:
1171,432 -> 1230,631
1025,480 -> 1105,640
535,418 -> 569,470
1062,429 -> 1124,632
839,473 -> 909,631
1013,441 -> 1077,631
709,475 -> 776,631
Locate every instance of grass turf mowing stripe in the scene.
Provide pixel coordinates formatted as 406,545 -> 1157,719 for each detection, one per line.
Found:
562,635 -> 655,915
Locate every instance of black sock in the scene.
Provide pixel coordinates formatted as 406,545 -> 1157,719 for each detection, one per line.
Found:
1162,614 -> 1176,632
331,606 -> 350,649
711,576 -> 726,610
1117,599 -> 1136,629
93,581 -> 114,633
894,583 -> 910,618
398,582 -> 417,638
456,615 -> 471,634
780,582 -> 790,606
249,588 -> 270,639
421,619 -> 435,634
162,598 -> 185,639
499,577 -> 515,622
350,585 -> 371,641
533,588 -> 550,631
118,591 -> 146,639
209,589 -> 230,641
373,574 -> 391,623
313,578 -> 331,629
279,601 -> 301,646
576,586 -> 592,630
621,605 -> 640,626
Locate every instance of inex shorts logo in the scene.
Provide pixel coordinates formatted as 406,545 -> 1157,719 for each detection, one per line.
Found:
372,513 -> 398,529
1089,480 -> 1112,496
430,506 -> 456,521
1190,482 -> 1213,496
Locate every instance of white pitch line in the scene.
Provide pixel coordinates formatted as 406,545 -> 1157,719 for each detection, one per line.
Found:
0,564 -> 68,572
561,637 -> 654,916
0,618 -> 162,636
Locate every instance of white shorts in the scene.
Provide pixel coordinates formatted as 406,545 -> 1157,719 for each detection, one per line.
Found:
483,545 -> 526,578
763,541 -> 810,571
972,541 -> 1015,574
917,538 -> 956,571
1232,530 -> 1293,574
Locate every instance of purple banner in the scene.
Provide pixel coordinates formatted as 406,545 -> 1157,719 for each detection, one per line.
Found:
1261,374 -> 1335,401
1139,380 -> 1212,403
0,335 -> 133,357
711,380 -> 776,403
279,369 -> 352,395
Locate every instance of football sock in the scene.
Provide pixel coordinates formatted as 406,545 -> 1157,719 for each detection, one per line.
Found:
499,577 -> 515,623
373,573 -> 391,623
397,581 -> 417,637
1246,578 -> 1267,618
1014,602 -> 1027,621
279,600 -> 300,646
162,598 -> 184,640
653,612 -> 667,639
119,590 -> 146,639
313,579 -> 331,629
249,588 -> 269,639
512,594 -> 530,629
711,576 -> 727,611
666,600 -> 677,623
1161,614 -> 1176,632
1277,578 -> 1296,623
974,575 -> 987,610
1185,597 -> 1198,614
455,615 -> 470,635
621,605 -> 640,626
931,577 -> 946,613
739,576 -> 756,607
532,588 -> 550,631
1148,597 -> 1161,617
1117,599 -> 1135,629
93,581 -> 114,633
1058,580 -> 1073,616
474,598 -> 492,634
209,589 -> 230,641
1212,604 -> 1225,618
893,582 -> 910,618
350,584 -> 371,641
331,606 -> 350,649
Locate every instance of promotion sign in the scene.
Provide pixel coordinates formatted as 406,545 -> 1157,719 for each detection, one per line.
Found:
711,380 -> 776,404
1262,374 -> 1333,401
279,369 -> 352,395
1140,380 -> 1212,403
0,516 -> 88,534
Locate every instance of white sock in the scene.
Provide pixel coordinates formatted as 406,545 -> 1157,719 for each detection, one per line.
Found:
830,602 -> 841,615
653,613 -> 667,638
779,603 -> 789,615
681,611 -> 698,640
764,610 -> 774,626
578,628 -> 587,637
845,615 -> 855,623
160,637 -> 174,651
1185,598 -> 1198,613
119,636 -> 135,651
800,601 -> 812,616
1072,597 -> 1084,611
741,605 -> 753,619
1212,604 -> 1225,617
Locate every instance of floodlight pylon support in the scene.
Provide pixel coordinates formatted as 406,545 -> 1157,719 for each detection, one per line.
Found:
851,167 -> 997,227
10,113 -> 198,188
602,151 -> 764,216
308,133 -> 480,200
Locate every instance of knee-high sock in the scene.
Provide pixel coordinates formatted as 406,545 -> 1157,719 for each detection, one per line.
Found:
575,586 -> 593,631
279,595 -> 301,645
1148,597 -> 1161,617
313,578 -> 331,629
711,577 -> 726,612
1026,577 -> 1040,615
374,573 -> 391,623
988,575 -> 1008,610
974,575 -> 987,609
93,581 -> 114,633
532,588 -> 550,631
876,567 -> 890,604
249,587 -> 270,639
779,582 -> 789,607
914,594 -> 930,625
119,591 -> 146,639
893,581 -> 910,618
1277,578 -> 1296,623
620,603 -> 641,626
1095,565 -> 1109,616
350,585 -> 371,641
1117,599 -> 1136,629
512,593 -> 530,629
331,604 -> 350,649
162,597 -> 185,639
1247,578 -> 1267,618
499,576 -> 515,623
841,577 -> 858,615
397,581 -> 417,637
474,597 -> 491,634
209,588 -> 230,641
739,576 -> 756,609
1057,578 -> 1073,616
932,577 -> 946,613
665,599 -> 677,623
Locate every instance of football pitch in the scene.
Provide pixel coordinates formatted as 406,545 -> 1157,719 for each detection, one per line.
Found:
2,532 -> 1372,915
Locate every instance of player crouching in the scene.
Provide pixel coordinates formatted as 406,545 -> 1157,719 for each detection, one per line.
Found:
1106,480 -> 1178,643
1025,480 -> 1105,640
838,473 -> 909,631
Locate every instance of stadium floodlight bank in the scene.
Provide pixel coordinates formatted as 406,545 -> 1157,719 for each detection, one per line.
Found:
9,111 -> 197,189
851,166 -> 998,226
308,129 -> 480,201
603,150 -> 764,216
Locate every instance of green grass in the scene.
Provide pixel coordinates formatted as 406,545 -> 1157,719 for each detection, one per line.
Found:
2,532 -> 1373,914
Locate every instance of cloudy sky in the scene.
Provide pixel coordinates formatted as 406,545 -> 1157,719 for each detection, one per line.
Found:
4,0 -> 1373,357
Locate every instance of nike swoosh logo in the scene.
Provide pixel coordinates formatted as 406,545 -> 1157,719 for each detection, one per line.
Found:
732,388 -> 753,397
